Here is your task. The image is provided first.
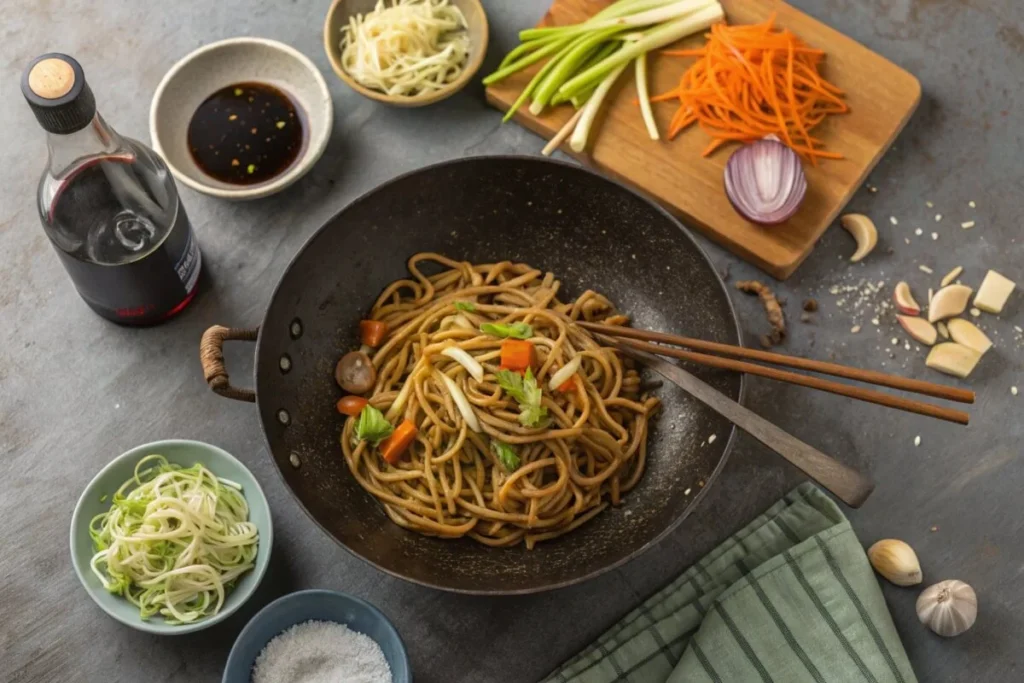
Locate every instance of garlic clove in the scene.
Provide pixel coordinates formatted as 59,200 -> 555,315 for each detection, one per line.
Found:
926,343 -> 982,379
896,315 -> 937,346
893,281 -> 921,316
946,318 -> 993,356
936,321 -> 950,340
841,214 -> 878,263
927,284 -> 973,323
868,539 -> 923,586
917,580 -> 977,637
974,269 -> 1015,314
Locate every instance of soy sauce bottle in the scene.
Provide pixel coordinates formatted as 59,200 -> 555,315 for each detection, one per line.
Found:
22,53 -> 201,325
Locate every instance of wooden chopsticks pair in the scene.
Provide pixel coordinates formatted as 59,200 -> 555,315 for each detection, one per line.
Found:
578,322 -> 974,425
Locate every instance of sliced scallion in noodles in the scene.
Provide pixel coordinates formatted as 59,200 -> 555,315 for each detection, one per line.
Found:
88,454 -> 258,624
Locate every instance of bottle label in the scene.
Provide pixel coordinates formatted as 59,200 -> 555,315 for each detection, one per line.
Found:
175,229 -> 201,295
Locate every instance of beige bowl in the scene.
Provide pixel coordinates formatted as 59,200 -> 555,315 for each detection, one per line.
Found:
323,0 -> 488,107
150,37 -> 333,200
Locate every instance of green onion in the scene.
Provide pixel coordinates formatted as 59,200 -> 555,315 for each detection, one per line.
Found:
454,301 -> 476,312
491,440 -> 521,472
480,322 -> 533,339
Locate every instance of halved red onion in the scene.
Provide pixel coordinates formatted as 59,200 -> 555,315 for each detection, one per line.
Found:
724,137 -> 807,225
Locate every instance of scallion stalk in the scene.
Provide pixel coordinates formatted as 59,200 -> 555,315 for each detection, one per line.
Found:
556,3 -> 724,100
570,61 -> 629,152
635,53 -> 659,140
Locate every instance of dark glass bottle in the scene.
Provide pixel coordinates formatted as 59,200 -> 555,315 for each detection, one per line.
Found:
22,53 -> 201,325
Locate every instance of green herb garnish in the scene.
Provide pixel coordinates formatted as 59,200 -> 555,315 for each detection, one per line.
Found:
496,368 -> 548,428
454,301 -> 476,312
491,440 -> 520,472
480,322 -> 533,339
355,405 -> 394,445
246,164 -> 256,174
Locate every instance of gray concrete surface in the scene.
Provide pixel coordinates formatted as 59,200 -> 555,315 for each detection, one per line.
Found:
1,1 -> 1021,681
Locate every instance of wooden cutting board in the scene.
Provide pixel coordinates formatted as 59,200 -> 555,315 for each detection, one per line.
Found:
485,0 -> 921,279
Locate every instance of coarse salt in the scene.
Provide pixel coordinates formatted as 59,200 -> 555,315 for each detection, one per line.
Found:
252,620 -> 392,683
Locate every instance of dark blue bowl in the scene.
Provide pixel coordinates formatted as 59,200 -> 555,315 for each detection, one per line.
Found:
223,589 -> 410,682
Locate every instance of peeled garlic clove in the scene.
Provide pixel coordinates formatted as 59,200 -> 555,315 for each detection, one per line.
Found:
917,580 -> 977,637
868,539 -> 923,586
896,315 -> 937,346
926,342 -> 982,379
893,281 -> 921,316
928,284 -> 973,323
974,269 -> 1015,314
946,318 -> 992,356
841,213 -> 878,262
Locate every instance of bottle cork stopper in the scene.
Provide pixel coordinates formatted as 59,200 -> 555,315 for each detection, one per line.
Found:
28,58 -> 76,99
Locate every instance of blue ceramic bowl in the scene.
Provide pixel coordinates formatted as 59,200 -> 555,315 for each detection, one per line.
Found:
223,589 -> 410,682
69,439 -> 273,635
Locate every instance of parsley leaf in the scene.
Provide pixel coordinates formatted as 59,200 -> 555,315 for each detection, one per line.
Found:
454,301 -> 476,312
355,404 -> 394,446
490,440 -> 520,472
480,322 -> 533,339
496,368 -> 548,428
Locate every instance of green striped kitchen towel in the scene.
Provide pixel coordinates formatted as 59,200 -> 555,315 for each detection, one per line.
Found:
545,483 -> 917,683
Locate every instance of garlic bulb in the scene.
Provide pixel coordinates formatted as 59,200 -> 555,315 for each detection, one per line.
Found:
916,580 -> 977,637
868,539 -> 922,586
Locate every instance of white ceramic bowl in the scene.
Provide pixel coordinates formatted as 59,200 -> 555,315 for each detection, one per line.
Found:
150,37 -> 333,200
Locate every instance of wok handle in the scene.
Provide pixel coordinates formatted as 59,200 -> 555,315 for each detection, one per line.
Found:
200,325 -> 259,403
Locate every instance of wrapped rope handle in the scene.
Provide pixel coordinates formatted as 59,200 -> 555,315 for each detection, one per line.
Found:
199,325 -> 259,402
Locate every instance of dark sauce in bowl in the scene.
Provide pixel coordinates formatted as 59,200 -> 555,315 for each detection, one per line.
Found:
187,82 -> 304,186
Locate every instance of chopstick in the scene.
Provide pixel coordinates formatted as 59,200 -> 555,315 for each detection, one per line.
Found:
579,322 -> 975,404
582,326 -> 972,426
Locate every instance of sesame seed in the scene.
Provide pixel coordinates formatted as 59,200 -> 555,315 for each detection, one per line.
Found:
851,325 -> 861,333
968,200 -> 976,208
935,214 -> 943,222
684,488 -> 692,495
925,200 -> 934,208
890,216 -> 899,225
915,228 -> 923,236
919,265 -> 934,274
914,435 -> 921,447
931,232 -> 939,240
707,434 -> 717,444
970,307 -> 981,317
961,221 -> 975,229
1012,387 -> 1019,396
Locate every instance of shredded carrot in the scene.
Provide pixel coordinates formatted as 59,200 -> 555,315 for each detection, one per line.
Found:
380,418 -> 417,464
655,14 -> 848,164
557,376 -> 577,393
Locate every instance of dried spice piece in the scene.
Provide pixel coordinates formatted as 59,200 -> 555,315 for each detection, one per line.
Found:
736,280 -> 785,347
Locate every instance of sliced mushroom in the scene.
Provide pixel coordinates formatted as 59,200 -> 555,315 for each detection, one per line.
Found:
946,319 -> 992,355
840,214 -> 878,263
897,315 -> 937,346
927,284 -> 973,323
335,351 -> 377,394
893,281 -> 921,316
926,343 -> 982,379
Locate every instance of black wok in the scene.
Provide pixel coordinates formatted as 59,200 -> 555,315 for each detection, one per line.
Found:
200,156 -> 744,594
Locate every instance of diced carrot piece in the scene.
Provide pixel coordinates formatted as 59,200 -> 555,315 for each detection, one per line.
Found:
557,376 -> 577,393
379,419 -> 417,465
360,320 -> 388,347
499,339 -> 535,372
336,395 -> 369,417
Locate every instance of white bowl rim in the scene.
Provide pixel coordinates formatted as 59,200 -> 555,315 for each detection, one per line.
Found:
149,37 -> 334,200
69,438 -> 274,634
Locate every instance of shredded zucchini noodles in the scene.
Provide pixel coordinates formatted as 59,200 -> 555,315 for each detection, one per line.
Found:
88,454 -> 258,624
340,0 -> 471,97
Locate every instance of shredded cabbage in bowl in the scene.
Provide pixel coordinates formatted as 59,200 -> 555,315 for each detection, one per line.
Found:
340,0 -> 470,97
88,454 -> 258,624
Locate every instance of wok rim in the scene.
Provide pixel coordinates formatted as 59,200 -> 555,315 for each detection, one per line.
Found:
254,155 -> 747,595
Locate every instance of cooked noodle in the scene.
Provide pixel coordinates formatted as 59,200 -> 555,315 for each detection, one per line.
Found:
339,253 -> 660,548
